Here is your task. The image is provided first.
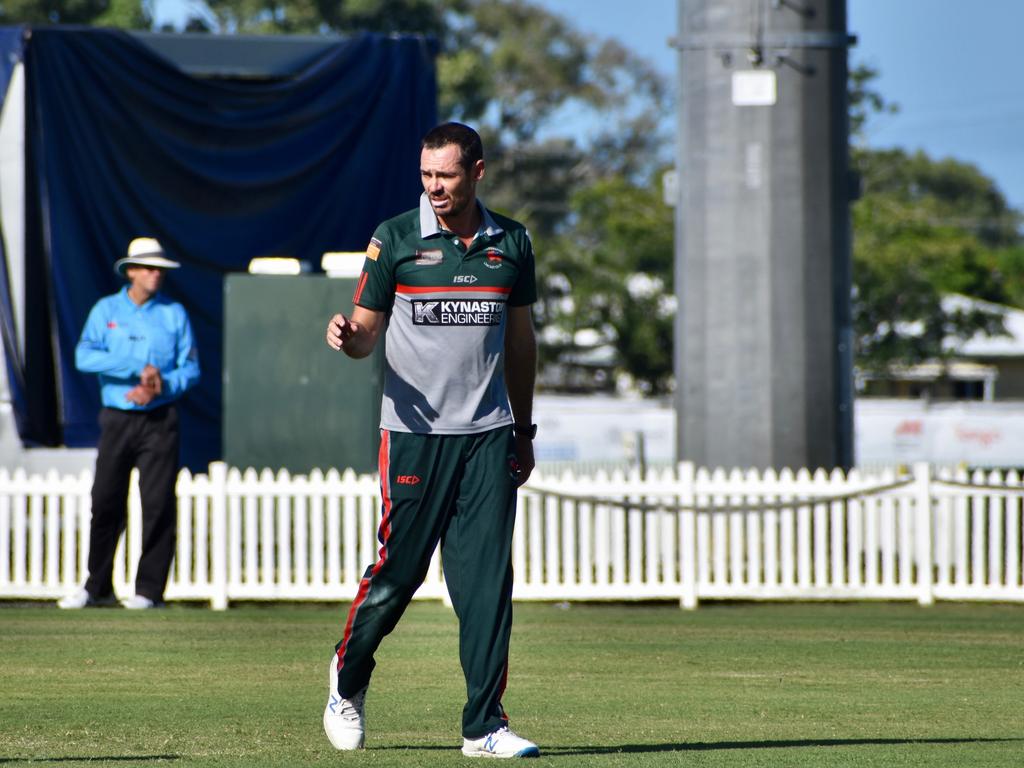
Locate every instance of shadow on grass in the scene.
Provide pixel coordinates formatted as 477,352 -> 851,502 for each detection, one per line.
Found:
546,737 -> 1024,756
374,736 -> 1023,755
0,757 -> 179,764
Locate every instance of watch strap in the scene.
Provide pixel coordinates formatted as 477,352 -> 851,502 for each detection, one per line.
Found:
513,422 -> 538,439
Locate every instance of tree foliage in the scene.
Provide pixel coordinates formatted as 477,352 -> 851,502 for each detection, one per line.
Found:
197,0 -> 443,36
848,64 -> 1022,373
848,63 -> 897,144
540,173 -> 675,395
0,0 -> 148,26
851,146 -> 1021,371
994,244 -> 1024,309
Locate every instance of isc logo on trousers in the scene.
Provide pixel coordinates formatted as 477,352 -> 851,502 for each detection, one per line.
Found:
396,475 -> 421,485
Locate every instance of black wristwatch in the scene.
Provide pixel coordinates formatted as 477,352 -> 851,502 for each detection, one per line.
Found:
513,422 -> 538,439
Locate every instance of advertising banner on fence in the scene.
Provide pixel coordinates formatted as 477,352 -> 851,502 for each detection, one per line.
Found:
533,396 -> 1024,468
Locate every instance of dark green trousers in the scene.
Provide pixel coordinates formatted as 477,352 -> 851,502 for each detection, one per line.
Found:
334,426 -> 518,739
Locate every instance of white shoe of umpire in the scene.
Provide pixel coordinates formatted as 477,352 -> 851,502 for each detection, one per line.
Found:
120,594 -> 164,610
57,588 -> 117,609
462,726 -> 540,758
323,656 -> 366,750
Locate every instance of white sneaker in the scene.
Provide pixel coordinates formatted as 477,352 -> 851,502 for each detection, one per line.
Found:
462,726 -> 540,758
57,588 -> 117,609
120,594 -> 164,610
323,656 -> 366,750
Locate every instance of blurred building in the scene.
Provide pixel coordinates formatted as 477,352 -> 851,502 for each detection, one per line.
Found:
857,296 -> 1024,401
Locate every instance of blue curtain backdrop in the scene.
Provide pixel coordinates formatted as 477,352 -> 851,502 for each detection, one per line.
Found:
9,26 -> 435,469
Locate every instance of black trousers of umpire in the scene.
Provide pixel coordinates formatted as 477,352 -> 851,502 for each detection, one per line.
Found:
84,405 -> 180,602
334,426 -> 518,739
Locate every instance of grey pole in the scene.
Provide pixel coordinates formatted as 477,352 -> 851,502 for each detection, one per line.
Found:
672,0 -> 855,471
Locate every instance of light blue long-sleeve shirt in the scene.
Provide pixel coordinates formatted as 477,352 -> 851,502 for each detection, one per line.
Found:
75,286 -> 200,411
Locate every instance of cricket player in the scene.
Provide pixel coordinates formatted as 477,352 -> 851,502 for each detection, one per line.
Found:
323,122 -> 539,758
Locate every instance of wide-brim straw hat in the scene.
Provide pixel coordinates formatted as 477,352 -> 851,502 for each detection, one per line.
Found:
114,237 -> 181,276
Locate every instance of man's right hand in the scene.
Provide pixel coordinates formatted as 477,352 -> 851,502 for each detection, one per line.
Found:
326,313 -> 361,351
125,384 -> 156,406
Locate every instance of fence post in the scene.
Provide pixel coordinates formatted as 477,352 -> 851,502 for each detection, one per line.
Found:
678,462 -> 698,610
913,462 -> 934,606
209,462 -> 229,610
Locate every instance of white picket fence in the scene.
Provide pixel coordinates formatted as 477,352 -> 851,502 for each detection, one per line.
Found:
1,461 -> 1022,609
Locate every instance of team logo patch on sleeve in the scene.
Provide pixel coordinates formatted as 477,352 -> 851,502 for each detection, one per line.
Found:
366,238 -> 382,261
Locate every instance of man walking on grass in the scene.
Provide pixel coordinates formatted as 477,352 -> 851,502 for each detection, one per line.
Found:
323,122 -> 539,758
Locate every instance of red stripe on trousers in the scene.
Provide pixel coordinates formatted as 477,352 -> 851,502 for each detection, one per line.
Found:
336,430 -> 393,674
499,660 -> 509,722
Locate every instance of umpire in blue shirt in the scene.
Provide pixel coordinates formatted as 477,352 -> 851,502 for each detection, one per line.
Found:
58,237 -> 200,610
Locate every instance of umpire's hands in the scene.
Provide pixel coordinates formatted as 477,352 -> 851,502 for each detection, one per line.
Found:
125,384 -> 156,406
140,364 -> 163,396
126,364 -> 162,405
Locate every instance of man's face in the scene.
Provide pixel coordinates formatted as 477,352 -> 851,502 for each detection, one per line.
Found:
126,265 -> 166,295
420,144 -> 484,223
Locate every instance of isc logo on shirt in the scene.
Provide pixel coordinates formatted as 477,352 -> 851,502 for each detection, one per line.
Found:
453,275 -> 478,284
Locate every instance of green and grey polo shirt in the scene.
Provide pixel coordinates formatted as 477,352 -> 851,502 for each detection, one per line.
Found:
353,193 -> 537,435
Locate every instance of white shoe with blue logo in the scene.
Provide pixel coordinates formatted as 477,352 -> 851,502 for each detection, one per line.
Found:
323,656 -> 366,750
462,725 -> 540,758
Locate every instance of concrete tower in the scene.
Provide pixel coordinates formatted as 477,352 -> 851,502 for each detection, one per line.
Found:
673,0 -> 855,470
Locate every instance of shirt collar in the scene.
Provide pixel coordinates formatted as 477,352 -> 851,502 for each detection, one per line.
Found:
418,192 -> 503,240
119,285 -> 161,308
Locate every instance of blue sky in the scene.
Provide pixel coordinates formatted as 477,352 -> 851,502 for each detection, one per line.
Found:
152,0 -> 1024,211
538,0 -> 1024,212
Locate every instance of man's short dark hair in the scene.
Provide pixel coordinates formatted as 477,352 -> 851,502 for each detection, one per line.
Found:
421,122 -> 483,171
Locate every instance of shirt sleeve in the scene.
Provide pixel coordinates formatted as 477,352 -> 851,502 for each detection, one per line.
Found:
352,225 -> 396,311
507,229 -> 538,307
74,300 -> 142,378
161,306 -> 200,398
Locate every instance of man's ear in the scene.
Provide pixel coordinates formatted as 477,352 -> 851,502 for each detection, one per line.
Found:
473,159 -> 485,182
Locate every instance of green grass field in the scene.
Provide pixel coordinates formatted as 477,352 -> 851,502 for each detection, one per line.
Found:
1,600 -> 1022,767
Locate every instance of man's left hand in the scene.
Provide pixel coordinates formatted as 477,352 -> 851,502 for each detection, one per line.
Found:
512,435 -> 535,486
